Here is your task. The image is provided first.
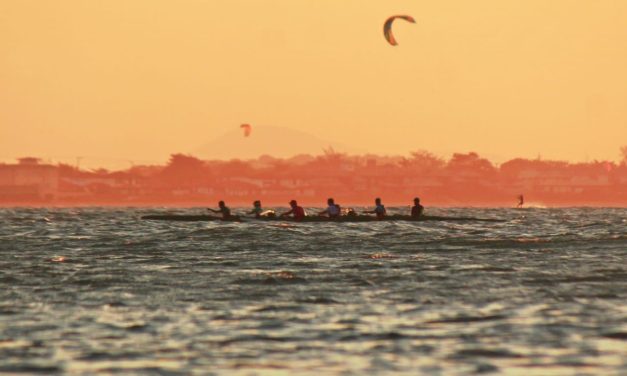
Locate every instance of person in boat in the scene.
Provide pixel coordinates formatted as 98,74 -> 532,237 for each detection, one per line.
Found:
411,197 -> 424,218
364,197 -> 386,219
248,200 -> 263,218
207,200 -> 232,219
318,198 -> 341,218
281,199 -> 306,221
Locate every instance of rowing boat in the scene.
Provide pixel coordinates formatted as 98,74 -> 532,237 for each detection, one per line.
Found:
141,215 -> 232,222
140,214 -> 505,223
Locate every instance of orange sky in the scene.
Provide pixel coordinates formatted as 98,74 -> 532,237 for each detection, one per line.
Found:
1,1 -> 626,169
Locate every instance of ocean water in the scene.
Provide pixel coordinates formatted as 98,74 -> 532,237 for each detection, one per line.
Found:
1,207 -> 626,375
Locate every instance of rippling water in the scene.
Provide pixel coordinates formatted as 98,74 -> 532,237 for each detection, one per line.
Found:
1,207 -> 626,375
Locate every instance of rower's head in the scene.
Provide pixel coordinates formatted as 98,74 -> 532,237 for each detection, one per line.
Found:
253,200 -> 261,207
289,199 -> 298,208
375,197 -> 381,205
218,201 -> 225,208
414,197 -> 421,205
327,198 -> 334,205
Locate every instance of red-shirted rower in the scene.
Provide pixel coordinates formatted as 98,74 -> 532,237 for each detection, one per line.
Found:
281,200 -> 306,221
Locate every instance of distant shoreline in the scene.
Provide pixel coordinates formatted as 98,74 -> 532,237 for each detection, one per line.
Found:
2,203 -> 626,209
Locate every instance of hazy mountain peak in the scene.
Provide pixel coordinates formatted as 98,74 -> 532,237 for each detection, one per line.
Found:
194,125 -> 358,160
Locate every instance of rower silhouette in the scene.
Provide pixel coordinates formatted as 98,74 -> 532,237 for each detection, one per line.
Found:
281,200 -> 306,221
364,198 -> 386,219
318,198 -> 341,218
411,197 -> 424,218
208,201 -> 232,219
248,200 -> 263,218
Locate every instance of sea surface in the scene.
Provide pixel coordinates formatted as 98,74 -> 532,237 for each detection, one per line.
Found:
1,207 -> 626,375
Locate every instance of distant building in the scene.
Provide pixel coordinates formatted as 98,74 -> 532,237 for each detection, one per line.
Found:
0,158 -> 59,201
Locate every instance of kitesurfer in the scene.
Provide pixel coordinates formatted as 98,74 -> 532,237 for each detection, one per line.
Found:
281,200 -> 306,221
411,197 -> 424,218
208,201 -> 232,219
365,198 -> 386,219
318,198 -> 341,218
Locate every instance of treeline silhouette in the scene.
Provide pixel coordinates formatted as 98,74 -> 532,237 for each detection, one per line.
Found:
25,149 -> 627,206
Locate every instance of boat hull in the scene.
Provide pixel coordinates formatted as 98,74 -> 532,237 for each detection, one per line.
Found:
140,215 -> 241,222
140,214 -> 504,223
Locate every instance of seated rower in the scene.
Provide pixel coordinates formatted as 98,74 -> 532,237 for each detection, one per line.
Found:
411,197 -> 424,218
207,200 -> 232,219
248,200 -> 263,218
281,199 -> 306,221
318,198 -> 341,218
364,197 -> 386,219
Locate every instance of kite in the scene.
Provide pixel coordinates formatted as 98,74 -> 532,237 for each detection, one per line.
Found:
384,15 -> 415,46
240,124 -> 252,137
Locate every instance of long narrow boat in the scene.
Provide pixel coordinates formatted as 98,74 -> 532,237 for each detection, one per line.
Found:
141,215 -> 232,222
140,214 -> 505,223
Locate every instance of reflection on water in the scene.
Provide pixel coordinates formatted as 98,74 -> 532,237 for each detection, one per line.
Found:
0,207 -> 626,374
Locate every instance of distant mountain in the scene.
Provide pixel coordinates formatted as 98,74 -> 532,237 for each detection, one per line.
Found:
194,126 -> 360,160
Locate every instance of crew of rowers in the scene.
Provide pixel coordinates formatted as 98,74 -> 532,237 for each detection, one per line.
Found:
208,197 -> 425,221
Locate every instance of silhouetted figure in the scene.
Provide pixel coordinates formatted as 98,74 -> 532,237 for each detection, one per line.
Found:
208,200 -> 232,219
318,198 -> 341,218
411,197 -> 424,218
281,200 -> 306,221
517,194 -> 524,208
365,197 -> 386,219
249,200 -> 263,218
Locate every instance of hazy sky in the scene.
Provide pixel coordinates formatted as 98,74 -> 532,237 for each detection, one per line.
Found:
2,1 -> 626,168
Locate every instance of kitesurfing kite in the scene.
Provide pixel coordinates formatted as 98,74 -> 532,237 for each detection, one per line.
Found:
240,124 -> 252,137
383,15 -> 415,46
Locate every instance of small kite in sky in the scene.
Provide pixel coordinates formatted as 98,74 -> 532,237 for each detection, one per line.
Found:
384,15 -> 416,46
240,124 -> 252,137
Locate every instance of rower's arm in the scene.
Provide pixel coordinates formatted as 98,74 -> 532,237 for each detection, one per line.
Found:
207,208 -> 219,213
280,209 -> 294,217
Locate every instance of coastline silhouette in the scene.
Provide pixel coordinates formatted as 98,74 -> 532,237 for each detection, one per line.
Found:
1,149 -> 626,206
